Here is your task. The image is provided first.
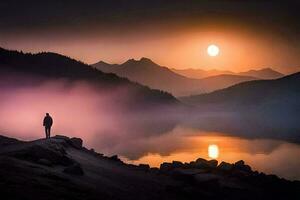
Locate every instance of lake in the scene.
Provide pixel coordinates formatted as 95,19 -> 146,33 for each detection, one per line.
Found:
116,126 -> 300,181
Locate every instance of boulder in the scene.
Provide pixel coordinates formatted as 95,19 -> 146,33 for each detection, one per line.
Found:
234,160 -> 245,166
188,161 -> 196,168
160,162 -> 173,172
150,167 -> 160,173
183,162 -> 191,168
207,160 -> 218,168
194,158 -> 209,169
172,161 -> 184,168
53,135 -> 69,139
218,161 -> 233,171
11,144 -> 74,166
138,164 -> 150,171
63,163 -> 84,175
234,160 -> 252,172
70,138 -> 83,149
193,158 -> 217,169
109,155 -> 122,163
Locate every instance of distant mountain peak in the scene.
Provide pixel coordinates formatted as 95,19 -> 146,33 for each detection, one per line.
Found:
94,60 -> 110,65
122,58 -> 138,65
123,57 -> 158,67
246,68 -> 275,72
140,57 -> 154,63
238,67 -> 284,79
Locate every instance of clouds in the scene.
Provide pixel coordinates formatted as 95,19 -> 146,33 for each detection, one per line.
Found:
1,0 -> 299,36
1,1 -> 300,73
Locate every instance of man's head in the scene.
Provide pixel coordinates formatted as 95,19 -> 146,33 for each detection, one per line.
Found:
46,113 -> 50,116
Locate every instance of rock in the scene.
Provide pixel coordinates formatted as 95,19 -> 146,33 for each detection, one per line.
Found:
138,164 -> 150,171
96,153 -> 104,157
109,155 -> 122,163
234,160 -> 252,172
183,162 -> 191,168
189,161 -> 196,168
150,167 -> 160,173
234,160 -> 245,166
37,158 -> 52,166
160,162 -> 173,172
63,163 -> 84,175
70,137 -> 83,149
194,158 -> 209,169
172,161 -> 184,168
53,135 -> 70,140
193,158 -> 216,169
207,160 -> 218,168
266,174 -> 279,181
11,144 -> 74,166
218,161 -> 233,171
239,164 -> 252,172
159,161 -> 184,172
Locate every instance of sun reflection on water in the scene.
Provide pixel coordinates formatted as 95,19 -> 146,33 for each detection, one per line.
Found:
120,128 -> 300,180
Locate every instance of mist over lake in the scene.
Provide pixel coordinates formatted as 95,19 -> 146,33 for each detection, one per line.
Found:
0,74 -> 299,181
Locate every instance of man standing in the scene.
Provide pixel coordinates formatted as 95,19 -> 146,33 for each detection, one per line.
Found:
43,113 -> 53,139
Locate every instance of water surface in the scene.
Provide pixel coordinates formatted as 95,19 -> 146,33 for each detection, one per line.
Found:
120,127 -> 300,180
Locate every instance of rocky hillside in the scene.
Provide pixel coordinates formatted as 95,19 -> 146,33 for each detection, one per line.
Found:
0,135 -> 299,200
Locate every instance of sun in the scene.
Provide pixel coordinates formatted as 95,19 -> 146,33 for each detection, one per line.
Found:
208,144 -> 219,159
207,44 -> 220,57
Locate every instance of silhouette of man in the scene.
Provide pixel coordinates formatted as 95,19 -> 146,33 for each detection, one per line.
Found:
43,113 -> 53,139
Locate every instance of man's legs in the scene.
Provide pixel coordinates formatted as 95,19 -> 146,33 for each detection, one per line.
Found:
48,126 -> 51,138
45,127 -> 51,139
45,127 -> 48,139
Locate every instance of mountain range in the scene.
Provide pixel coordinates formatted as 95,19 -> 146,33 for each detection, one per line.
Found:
1,47 -> 299,141
172,67 -> 284,80
181,72 -> 300,107
180,72 -> 300,141
93,58 -> 258,96
0,48 -> 177,109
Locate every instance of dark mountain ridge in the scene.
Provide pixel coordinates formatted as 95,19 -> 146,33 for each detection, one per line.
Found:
181,72 -> 300,106
93,58 -> 257,96
0,48 -> 178,108
180,72 -> 300,142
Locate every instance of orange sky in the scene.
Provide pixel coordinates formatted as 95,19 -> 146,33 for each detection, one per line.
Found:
1,1 -> 300,74
2,26 -> 299,74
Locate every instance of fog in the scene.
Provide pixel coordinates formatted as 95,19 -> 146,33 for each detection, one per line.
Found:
0,75 -> 299,161
0,80 -> 116,140
0,78 -> 179,156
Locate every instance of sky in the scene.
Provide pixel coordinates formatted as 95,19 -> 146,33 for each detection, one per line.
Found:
1,0 -> 300,73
